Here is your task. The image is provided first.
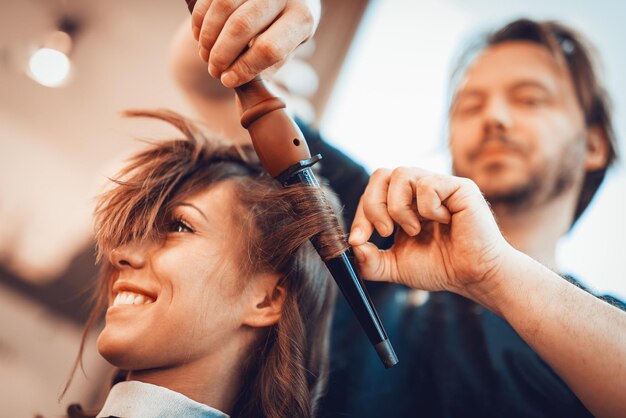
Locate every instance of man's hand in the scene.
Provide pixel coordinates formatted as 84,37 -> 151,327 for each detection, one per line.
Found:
349,167 -> 513,299
189,0 -> 321,87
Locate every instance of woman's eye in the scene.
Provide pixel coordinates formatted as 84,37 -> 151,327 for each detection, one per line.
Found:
169,219 -> 193,233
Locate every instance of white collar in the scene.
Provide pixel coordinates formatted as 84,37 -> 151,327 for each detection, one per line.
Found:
97,380 -> 229,418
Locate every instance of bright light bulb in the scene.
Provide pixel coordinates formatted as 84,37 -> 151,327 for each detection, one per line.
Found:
28,47 -> 71,87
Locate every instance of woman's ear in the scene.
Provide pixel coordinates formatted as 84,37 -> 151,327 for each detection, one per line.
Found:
584,126 -> 609,172
241,273 -> 286,328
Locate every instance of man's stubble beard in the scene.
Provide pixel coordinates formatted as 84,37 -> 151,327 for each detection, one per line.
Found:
453,133 -> 586,214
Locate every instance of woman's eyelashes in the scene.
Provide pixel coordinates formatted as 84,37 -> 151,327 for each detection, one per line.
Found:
168,215 -> 194,233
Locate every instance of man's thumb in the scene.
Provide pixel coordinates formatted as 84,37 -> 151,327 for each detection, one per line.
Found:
353,242 -> 394,283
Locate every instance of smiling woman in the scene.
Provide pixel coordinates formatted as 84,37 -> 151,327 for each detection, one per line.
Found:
62,109 -> 342,418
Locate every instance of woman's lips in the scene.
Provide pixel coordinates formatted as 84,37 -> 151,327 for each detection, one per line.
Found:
110,281 -> 159,308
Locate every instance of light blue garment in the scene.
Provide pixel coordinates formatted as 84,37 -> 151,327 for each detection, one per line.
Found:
97,380 -> 229,418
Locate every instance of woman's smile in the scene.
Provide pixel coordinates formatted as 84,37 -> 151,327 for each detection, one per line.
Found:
112,290 -> 155,307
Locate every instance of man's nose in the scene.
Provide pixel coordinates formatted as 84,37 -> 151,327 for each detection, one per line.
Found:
110,241 -> 151,269
482,96 -> 512,132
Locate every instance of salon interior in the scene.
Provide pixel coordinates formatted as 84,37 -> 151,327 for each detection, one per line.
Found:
0,0 -> 624,416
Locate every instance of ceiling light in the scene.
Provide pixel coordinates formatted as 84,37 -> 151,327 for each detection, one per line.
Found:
27,17 -> 78,88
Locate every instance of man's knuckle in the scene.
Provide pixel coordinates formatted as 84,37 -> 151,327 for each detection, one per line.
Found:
198,29 -> 214,47
392,166 -> 411,180
414,177 -> 428,192
214,0 -> 236,14
387,202 -> 401,218
234,57 -> 255,78
209,50 -> 228,69
256,39 -> 282,61
371,168 -> 391,180
459,177 -> 479,191
228,14 -> 255,35
363,201 -> 384,217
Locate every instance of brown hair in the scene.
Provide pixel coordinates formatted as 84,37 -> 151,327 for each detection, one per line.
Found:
66,109 -> 344,417
449,18 -> 619,225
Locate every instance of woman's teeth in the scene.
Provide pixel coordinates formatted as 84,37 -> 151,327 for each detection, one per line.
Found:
113,291 -> 155,307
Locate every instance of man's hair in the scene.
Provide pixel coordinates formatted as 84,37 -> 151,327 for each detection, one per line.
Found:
66,109 -> 344,418
450,18 -> 618,224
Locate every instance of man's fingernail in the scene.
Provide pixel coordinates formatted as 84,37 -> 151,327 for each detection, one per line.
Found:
221,71 -> 238,87
375,221 -> 389,236
350,227 -> 363,243
192,26 -> 200,40
402,223 -> 419,236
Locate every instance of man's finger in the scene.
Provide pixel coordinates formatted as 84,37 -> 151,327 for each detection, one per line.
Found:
349,196 -> 375,246
209,0 -> 286,79
361,168 -> 394,237
198,0 -> 246,66
191,0 -> 213,39
387,167 -> 421,236
219,10 -> 310,87
414,175 -> 453,224
352,242 -> 397,283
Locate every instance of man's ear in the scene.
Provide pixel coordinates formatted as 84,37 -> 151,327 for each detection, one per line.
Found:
584,126 -> 609,172
241,273 -> 286,328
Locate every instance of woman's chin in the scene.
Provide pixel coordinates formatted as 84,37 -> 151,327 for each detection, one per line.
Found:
97,329 -> 140,370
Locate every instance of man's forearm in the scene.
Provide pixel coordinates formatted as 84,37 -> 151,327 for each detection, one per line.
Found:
170,19 -> 250,144
470,249 -> 626,417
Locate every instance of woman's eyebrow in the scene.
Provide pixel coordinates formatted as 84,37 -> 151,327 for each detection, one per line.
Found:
176,202 -> 209,222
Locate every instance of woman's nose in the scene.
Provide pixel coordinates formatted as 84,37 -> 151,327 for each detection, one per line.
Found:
110,241 -> 150,269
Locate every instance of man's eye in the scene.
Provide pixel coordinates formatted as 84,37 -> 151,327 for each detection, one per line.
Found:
454,99 -> 483,116
457,104 -> 481,114
516,97 -> 544,106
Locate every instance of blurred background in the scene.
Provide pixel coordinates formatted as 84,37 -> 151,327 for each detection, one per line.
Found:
0,0 -> 624,416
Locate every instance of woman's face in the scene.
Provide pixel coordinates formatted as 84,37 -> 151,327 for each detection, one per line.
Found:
97,181 -> 260,371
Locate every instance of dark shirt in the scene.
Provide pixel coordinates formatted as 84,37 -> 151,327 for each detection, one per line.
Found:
298,120 -> 625,418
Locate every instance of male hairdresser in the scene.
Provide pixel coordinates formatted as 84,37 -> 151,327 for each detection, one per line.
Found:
170,1 -> 626,416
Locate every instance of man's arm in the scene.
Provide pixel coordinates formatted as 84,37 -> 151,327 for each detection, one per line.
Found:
476,248 -> 626,418
170,18 -> 249,144
349,167 -> 626,418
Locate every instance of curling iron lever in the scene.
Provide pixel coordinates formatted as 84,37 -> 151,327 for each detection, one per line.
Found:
183,0 -> 398,368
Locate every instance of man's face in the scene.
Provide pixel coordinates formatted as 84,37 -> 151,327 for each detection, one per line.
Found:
449,41 -> 588,210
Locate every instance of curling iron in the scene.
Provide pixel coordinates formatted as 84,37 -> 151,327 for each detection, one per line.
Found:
183,0 -> 398,368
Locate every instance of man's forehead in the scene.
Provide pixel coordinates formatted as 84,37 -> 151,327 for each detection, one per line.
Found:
457,41 -> 566,93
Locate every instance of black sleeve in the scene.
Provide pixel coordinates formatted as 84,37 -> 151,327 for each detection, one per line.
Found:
563,274 -> 626,311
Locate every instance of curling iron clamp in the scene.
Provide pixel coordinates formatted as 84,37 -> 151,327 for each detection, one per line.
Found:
184,0 -> 398,368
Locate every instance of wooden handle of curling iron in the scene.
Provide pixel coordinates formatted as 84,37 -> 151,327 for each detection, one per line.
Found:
234,77 -> 314,178
185,0 -> 313,177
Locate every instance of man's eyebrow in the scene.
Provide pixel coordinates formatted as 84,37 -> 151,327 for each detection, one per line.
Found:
176,202 -> 209,222
453,89 -> 485,101
509,80 -> 553,93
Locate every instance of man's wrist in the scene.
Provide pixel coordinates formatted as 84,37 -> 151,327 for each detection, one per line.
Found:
456,244 -> 522,316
